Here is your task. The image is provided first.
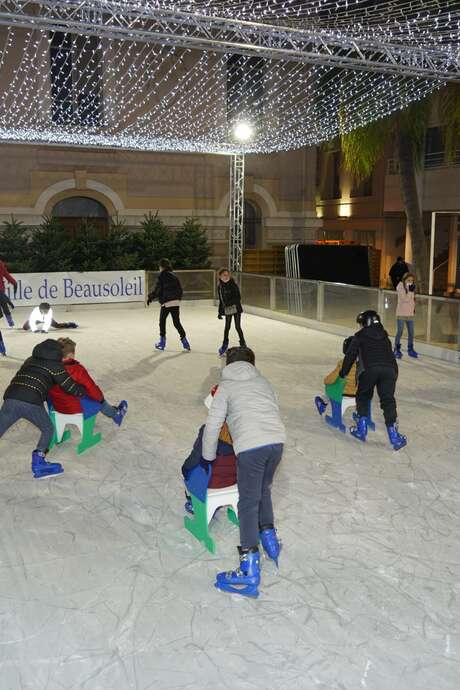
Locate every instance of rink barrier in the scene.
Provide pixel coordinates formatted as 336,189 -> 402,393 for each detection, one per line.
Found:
237,273 -> 459,364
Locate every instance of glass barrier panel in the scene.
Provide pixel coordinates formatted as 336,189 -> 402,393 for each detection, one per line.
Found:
145,270 -> 215,300
428,298 -> 459,349
238,273 -> 271,309
323,283 -> 379,328
274,277 -> 318,320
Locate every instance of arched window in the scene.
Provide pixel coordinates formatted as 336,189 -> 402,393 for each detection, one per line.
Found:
244,199 -> 262,249
52,196 -> 109,237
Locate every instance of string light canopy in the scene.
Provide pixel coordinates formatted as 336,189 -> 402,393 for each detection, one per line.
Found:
0,0 -> 458,154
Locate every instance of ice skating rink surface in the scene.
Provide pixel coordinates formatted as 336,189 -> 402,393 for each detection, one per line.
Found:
1,305 -> 459,690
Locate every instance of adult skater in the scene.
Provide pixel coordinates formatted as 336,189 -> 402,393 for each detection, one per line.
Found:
23,303 -> 78,332
0,256 -> 17,327
217,268 -> 246,357
202,346 -> 286,598
389,256 -> 409,290
146,258 -> 190,352
0,339 -> 86,478
394,272 -> 418,359
48,338 -> 128,426
330,310 -> 407,451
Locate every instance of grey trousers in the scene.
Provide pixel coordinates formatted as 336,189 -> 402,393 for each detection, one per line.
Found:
0,399 -> 54,452
236,444 -> 283,549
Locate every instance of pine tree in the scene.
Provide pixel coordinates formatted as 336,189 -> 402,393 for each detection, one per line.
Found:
0,216 -> 32,271
103,215 -> 139,270
174,217 -> 210,269
71,220 -> 106,271
137,212 -> 175,269
29,216 -> 73,271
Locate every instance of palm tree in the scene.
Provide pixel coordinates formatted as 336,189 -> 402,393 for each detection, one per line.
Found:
340,87 -> 460,293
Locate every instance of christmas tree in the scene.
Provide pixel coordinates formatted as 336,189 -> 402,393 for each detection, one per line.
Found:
0,216 -> 32,271
174,217 -> 210,269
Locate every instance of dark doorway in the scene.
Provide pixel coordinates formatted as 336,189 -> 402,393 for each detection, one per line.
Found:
244,200 -> 262,249
52,196 -> 109,237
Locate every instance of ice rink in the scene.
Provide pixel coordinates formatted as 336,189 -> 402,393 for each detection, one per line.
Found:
1,304 -> 459,690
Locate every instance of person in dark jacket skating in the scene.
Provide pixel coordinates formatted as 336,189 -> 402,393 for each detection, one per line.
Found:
146,258 -> 190,352
0,257 -> 17,327
217,268 -> 246,357
330,310 -> 407,450
0,339 -> 87,478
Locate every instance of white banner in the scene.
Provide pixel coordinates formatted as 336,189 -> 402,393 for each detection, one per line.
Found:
3,271 -> 144,306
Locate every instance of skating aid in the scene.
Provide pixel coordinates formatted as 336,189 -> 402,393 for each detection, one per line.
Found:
215,547 -> 260,598
315,396 -> 327,416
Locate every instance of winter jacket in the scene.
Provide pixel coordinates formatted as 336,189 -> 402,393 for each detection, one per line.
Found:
324,360 -> 357,396
389,260 -> 409,289
3,340 -> 86,406
28,306 -> 53,332
396,281 -> 415,318
48,358 -> 104,414
0,260 -> 16,293
218,279 -> 243,317
202,361 -> 286,461
182,425 -> 237,489
339,324 -> 397,379
148,270 -> 183,306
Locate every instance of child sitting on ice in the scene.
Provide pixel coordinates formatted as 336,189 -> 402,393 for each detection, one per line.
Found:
23,303 -> 78,333
48,337 -> 127,426
315,336 -> 357,416
181,385 -> 237,513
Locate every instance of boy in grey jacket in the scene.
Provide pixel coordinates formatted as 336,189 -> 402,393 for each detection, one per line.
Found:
202,347 -> 285,597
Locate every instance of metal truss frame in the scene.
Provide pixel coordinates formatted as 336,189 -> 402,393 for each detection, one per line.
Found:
229,153 -> 245,273
0,0 -> 459,82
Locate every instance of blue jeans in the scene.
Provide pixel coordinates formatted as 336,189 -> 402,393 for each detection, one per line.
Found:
236,444 -> 283,549
0,399 -> 54,452
100,400 -> 117,419
395,318 -> 414,349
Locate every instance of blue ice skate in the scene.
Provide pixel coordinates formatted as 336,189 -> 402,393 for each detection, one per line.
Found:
113,400 -> 128,427
155,336 -> 166,351
0,331 -> 6,356
352,401 -> 376,431
259,525 -> 281,567
5,313 -> 14,328
31,450 -> 64,479
315,395 -> 327,416
350,416 -> 368,442
386,424 -> 407,451
408,347 -> 419,358
218,343 -> 228,357
215,547 -> 260,598
393,344 -> 402,359
181,337 -> 191,351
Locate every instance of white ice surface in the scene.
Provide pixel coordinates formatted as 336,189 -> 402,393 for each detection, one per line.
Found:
0,305 -> 459,690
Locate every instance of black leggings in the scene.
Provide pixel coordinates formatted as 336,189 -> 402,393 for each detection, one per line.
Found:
222,313 -> 245,346
159,306 -> 186,340
0,292 -> 12,318
356,366 -> 397,426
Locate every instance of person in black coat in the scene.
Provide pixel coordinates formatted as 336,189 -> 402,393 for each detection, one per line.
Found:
389,256 -> 409,289
333,310 -> 407,450
146,258 -> 191,352
0,339 -> 87,477
217,268 -> 246,357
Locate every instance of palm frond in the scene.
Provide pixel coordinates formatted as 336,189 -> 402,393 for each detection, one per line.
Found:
340,117 -> 392,181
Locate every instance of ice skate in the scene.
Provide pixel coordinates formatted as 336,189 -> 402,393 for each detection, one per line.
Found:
155,336 -> 166,351
315,395 -> 327,416
215,547 -> 260,598
393,344 -> 402,359
184,498 -> 193,515
5,313 -> 14,328
113,400 -> 128,427
407,347 -> 418,358
350,416 -> 368,442
259,525 -> 281,567
386,424 -> 407,451
218,343 -> 228,357
181,337 -> 191,351
31,450 -> 64,479
0,332 -> 6,356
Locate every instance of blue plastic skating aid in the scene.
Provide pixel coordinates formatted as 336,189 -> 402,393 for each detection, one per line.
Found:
259,527 -> 281,567
315,396 -> 327,416
325,399 -> 346,433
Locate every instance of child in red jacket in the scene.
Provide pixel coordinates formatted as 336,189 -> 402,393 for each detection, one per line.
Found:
48,338 -> 128,426
0,258 -> 17,327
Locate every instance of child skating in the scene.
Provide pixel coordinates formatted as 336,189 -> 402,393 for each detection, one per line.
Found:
330,310 -> 407,451
0,339 -> 86,478
394,272 -> 418,359
202,347 -> 286,598
217,268 -> 246,357
147,258 -> 190,352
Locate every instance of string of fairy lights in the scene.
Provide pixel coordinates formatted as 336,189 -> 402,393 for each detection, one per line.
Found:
0,1 -> 457,154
